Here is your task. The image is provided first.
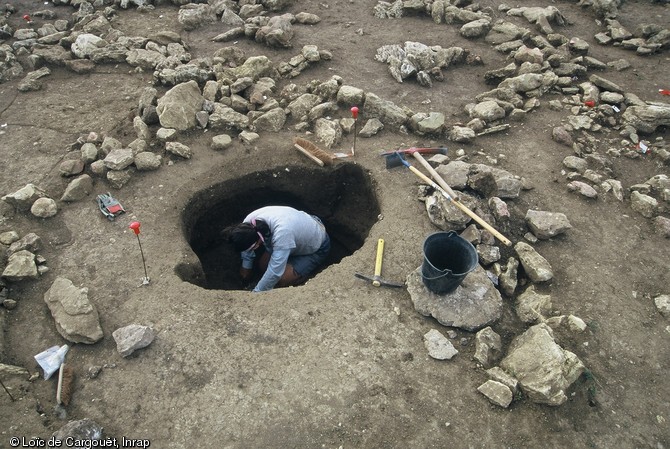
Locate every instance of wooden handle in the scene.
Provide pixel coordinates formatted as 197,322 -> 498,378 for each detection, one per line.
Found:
374,239 -> 384,276
294,143 -> 324,167
407,165 -> 512,247
412,152 -> 460,200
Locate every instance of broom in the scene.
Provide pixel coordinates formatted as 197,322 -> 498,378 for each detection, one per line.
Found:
56,363 -> 75,406
293,137 -> 335,167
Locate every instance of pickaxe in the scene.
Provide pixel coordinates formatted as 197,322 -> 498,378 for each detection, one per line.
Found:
355,239 -> 404,288
382,147 -> 448,168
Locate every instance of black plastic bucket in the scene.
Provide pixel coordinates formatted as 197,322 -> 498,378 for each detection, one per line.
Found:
421,231 -> 478,294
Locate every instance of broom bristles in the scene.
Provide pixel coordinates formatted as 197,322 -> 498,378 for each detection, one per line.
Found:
293,137 -> 334,165
56,364 -> 75,406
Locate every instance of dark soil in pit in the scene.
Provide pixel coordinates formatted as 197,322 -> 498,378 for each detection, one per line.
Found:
182,163 -> 380,290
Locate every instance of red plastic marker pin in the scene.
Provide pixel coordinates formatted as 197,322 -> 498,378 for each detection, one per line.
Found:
584,100 -> 595,107
351,106 -> 359,156
660,89 -> 670,96
23,14 -> 31,21
129,222 -> 149,285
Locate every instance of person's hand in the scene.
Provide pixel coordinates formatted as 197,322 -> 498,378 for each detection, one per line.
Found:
240,267 -> 253,282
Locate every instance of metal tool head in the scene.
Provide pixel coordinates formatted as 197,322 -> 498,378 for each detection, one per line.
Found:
383,147 -> 448,168
354,272 -> 405,288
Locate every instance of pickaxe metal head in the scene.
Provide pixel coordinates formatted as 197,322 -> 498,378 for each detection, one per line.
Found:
355,272 -> 405,288
354,238 -> 405,288
383,147 -> 448,168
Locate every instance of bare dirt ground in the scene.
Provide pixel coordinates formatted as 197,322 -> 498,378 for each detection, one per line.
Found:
0,0 -> 669,447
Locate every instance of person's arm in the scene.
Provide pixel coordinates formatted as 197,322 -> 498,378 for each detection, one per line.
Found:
240,249 -> 255,281
253,248 -> 291,292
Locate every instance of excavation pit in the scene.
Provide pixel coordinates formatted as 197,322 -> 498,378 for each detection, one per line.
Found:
180,164 -> 380,290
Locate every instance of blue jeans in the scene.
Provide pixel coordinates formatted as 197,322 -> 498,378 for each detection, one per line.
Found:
290,233 -> 331,277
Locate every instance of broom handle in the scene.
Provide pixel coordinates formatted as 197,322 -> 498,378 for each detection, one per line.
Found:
412,152 -> 460,201
294,143 -> 325,167
406,165 -> 512,247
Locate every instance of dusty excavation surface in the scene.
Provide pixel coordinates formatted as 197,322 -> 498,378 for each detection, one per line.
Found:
0,0 -> 669,447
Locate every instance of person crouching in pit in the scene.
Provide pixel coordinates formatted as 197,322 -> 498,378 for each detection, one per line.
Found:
228,206 -> 331,292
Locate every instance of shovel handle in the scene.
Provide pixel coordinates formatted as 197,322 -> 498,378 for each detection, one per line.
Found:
412,152 -> 460,201
373,239 -> 385,287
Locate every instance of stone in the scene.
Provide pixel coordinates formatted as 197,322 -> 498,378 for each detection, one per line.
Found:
81,143 -> 99,163
562,156 -> 587,173
407,265 -> 503,332
567,315 -> 587,332
101,136 -> 123,155
165,142 -> 192,159
525,210 -> 572,239
8,233 -> 41,255
112,324 -> 155,357
552,126 -> 573,147
103,148 -> 134,171
239,131 -> 259,144
209,105 -> 249,131
630,191 -> 657,218
53,419 -> 103,441
499,257 -> 519,297
134,152 -> 162,171
30,198 -> 58,218
0,231 -> 20,245
61,175 -> 94,202
107,170 -> 132,189
652,216 -> 670,238
654,295 -> 670,318
287,94 -> 320,120
71,34 -> 106,59
567,181 -> 598,199
358,118 -> 384,138
500,324 -> 585,406
410,112 -> 445,134
474,326 -> 502,367
476,244 -> 500,266
295,12 -> 321,24
477,380 -> 513,408
363,93 -> 408,129
2,184 -> 48,212
311,118 -> 342,149
43,277 -> 103,344
133,116 -> 151,141
156,128 -> 177,142
156,80 -> 204,131
423,329 -> 459,360
470,100 -> 506,122
448,126 -> 476,143
212,134 -> 233,150
514,242 -> 553,283
2,250 -> 38,281
253,108 -> 286,132
486,366 -> 519,393
336,85 -> 365,107
436,161 -> 471,189
622,103 -> 670,134
515,285 -> 552,323
59,159 -> 85,177
255,13 -> 295,48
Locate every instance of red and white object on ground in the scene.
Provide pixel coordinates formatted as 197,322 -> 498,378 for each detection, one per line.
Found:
129,221 -> 150,285
351,106 -> 359,156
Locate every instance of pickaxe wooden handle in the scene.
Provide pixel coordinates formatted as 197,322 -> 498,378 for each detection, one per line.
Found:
354,238 -> 404,288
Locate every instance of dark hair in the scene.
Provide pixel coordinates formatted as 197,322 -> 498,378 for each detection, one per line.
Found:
228,219 -> 270,252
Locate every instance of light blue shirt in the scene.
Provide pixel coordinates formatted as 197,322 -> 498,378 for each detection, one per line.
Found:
240,206 -> 326,292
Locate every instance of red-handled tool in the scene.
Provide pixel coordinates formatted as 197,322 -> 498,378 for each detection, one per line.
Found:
129,221 -> 150,285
